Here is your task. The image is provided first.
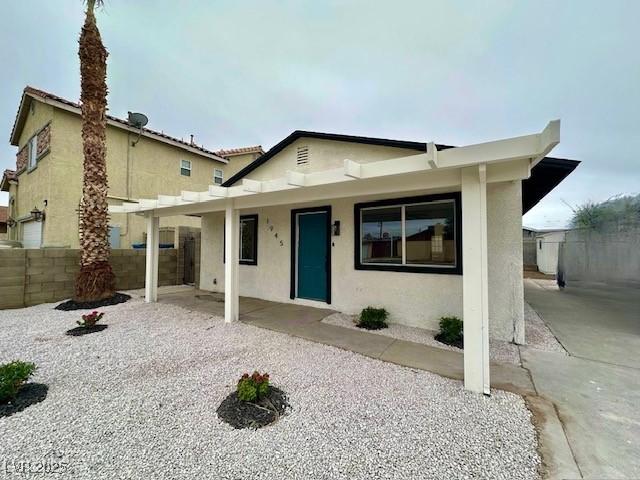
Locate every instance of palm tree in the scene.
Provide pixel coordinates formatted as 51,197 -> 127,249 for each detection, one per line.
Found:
74,0 -> 116,302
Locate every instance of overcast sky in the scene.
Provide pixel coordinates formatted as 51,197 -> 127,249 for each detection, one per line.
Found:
1,0 -> 638,228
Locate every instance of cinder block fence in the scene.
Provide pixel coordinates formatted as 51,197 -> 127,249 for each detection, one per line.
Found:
0,249 -> 178,309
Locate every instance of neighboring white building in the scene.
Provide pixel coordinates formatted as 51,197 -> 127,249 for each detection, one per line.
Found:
112,121 -> 579,394
536,229 -> 567,275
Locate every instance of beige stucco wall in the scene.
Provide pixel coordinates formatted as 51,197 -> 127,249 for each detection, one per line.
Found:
487,181 -> 525,342
239,137 -> 423,183
11,102 -> 54,242
223,152 -> 262,178
200,181 -> 525,342
8,99 -> 234,248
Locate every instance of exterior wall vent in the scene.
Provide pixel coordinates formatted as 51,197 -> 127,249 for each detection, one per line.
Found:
296,146 -> 309,166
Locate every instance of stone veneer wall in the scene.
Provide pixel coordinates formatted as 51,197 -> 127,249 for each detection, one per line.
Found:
16,122 -> 51,173
0,248 -> 178,309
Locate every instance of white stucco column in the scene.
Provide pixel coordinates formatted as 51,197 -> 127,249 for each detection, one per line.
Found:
145,214 -> 160,303
224,202 -> 240,322
461,164 -> 490,395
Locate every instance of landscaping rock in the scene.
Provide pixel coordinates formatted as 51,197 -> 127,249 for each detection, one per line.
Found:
0,299 -> 540,479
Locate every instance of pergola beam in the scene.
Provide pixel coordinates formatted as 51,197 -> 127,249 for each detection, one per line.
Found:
427,142 -> 438,169
208,185 -> 228,197
286,170 -> 306,186
243,179 -> 263,193
108,120 -> 560,217
344,159 -> 362,178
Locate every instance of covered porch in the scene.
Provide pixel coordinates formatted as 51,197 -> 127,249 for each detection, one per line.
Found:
111,120 -> 562,394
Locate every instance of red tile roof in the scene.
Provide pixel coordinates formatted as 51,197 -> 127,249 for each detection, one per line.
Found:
1,169 -> 17,192
3,169 -> 17,182
215,146 -> 264,157
12,86 -> 225,160
0,206 -> 7,224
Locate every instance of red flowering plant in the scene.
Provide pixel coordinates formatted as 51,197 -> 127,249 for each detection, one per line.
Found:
77,311 -> 104,328
237,371 -> 270,402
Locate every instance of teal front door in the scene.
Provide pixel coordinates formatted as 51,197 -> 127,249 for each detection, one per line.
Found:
296,210 -> 329,302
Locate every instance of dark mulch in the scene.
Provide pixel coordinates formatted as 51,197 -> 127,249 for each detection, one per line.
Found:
355,322 -> 388,330
435,334 -> 464,349
65,325 -> 108,336
217,387 -> 290,429
0,383 -> 48,418
55,292 -> 131,311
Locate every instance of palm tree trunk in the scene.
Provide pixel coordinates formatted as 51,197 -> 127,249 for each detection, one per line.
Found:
74,0 -> 115,301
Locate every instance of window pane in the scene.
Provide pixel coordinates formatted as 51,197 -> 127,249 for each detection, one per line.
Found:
405,201 -> 455,266
240,218 -> 256,261
180,168 -> 191,176
28,137 -> 37,168
361,206 -> 402,264
181,160 -> 190,169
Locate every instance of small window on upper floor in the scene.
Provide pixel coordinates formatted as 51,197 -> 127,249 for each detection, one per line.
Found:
27,136 -> 38,170
214,168 -> 223,185
180,159 -> 191,176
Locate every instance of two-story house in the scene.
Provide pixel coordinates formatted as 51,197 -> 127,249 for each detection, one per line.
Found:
0,87 -> 263,248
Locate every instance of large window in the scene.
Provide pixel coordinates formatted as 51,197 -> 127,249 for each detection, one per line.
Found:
355,193 -> 461,274
239,215 -> 258,265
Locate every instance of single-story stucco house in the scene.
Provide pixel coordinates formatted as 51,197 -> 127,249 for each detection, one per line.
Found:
111,121 -> 579,394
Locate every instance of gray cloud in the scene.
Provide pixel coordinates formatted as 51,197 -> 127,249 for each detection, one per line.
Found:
1,0 -> 638,227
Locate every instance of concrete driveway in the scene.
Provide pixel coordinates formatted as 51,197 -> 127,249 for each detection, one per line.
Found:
524,280 -> 640,479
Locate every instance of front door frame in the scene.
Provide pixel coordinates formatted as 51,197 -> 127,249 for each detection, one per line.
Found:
290,205 -> 332,304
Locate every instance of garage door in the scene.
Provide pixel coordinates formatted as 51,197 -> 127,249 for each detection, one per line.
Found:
22,221 -> 42,248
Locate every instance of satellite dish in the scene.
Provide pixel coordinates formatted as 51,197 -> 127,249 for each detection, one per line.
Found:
127,112 -> 148,129
128,112 -> 148,147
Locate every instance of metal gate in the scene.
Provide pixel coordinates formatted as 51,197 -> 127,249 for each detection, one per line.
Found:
183,237 -> 196,284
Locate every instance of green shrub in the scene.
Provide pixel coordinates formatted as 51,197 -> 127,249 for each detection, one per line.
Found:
437,316 -> 463,344
356,307 -> 389,330
0,361 -> 36,403
77,311 -> 104,327
237,372 -> 270,402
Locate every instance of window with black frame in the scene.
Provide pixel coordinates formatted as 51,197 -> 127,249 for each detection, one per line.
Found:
239,215 -> 258,265
355,193 -> 461,274
223,214 -> 258,265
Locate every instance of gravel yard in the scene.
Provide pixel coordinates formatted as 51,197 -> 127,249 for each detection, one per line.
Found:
523,302 -> 567,355
323,300 -> 566,367
0,298 -> 540,479
322,313 -> 522,365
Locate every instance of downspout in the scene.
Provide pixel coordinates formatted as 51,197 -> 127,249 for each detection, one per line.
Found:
118,132 -> 132,242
